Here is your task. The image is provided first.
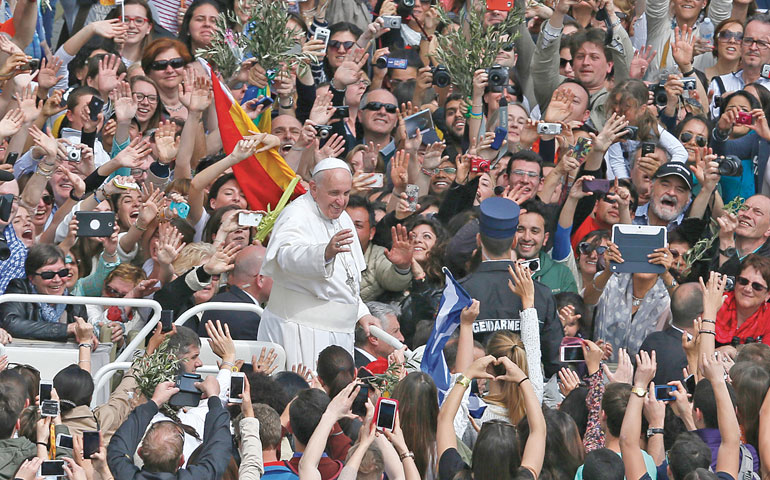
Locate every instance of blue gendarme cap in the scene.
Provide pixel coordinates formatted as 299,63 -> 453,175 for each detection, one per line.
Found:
479,197 -> 520,238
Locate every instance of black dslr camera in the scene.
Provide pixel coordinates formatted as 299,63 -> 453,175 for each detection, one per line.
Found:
717,155 -> 743,177
649,82 -> 668,107
431,65 -> 451,88
485,65 -> 509,88
397,0 -> 415,18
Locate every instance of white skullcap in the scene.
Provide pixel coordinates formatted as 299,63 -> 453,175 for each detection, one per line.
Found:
311,157 -> 351,177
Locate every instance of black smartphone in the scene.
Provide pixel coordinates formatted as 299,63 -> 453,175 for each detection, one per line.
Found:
40,460 -> 65,477
582,178 -> 611,195
684,374 -> 696,395
88,96 -> 105,121
0,194 -> 11,223
82,431 -> 100,459
171,373 -> 203,407
160,310 -> 174,333
351,384 -> 369,416
4,152 -> 18,166
654,385 -> 676,401
75,211 -> 115,237
641,142 -> 656,156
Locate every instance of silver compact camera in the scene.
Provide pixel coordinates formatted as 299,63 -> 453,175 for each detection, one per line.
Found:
537,123 -> 562,135
382,15 -> 402,29
762,64 -> 770,79
681,77 -> 697,90
66,145 -> 81,163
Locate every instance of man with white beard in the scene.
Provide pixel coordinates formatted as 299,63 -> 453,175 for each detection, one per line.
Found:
633,163 -> 693,229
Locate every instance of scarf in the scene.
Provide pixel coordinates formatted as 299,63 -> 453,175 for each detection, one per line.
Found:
715,291 -> 770,345
30,284 -> 68,324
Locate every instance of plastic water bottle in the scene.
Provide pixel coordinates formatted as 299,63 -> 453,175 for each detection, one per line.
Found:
700,17 -> 715,48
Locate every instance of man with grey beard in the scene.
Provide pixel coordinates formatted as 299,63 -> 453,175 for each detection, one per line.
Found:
634,163 -> 693,228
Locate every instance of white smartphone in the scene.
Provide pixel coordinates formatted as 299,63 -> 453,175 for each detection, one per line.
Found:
113,177 -> 140,190
314,27 -> 331,55
375,397 -> 398,431
39,460 -> 65,478
238,212 -> 264,227
56,433 -> 73,449
369,173 -> 384,188
229,372 -> 245,404
39,380 -> 53,402
560,345 -> 585,363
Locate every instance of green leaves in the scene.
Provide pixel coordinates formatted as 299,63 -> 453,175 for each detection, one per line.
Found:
431,5 -> 524,98
133,338 -> 179,400
681,196 -> 745,277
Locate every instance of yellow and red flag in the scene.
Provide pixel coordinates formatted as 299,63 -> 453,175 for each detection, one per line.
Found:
208,67 -> 305,210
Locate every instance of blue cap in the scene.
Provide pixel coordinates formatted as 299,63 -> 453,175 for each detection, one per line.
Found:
479,197 -> 520,238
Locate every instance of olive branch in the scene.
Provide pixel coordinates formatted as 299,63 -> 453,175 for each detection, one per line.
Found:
681,196 -> 745,277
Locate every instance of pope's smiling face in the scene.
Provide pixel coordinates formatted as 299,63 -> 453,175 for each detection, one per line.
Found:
310,168 -> 353,220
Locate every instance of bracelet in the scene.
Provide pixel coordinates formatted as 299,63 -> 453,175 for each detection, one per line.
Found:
591,276 -> 606,292
469,111 -> 482,118
78,360 -> 91,363
221,361 -> 235,369
134,221 -> 147,231
517,376 -> 530,386
279,97 -> 294,109
79,343 -> 91,349
35,165 -> 54,178
102,251 -> 118,261
36,442 -> 48,448
701,319 -> 716,324
399,451 -> 415,461
699,330 -> 716,335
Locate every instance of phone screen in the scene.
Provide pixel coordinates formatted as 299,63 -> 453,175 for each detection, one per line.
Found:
561,346 -> 584,362
655,385 -> 675,401
684,374 -> 696,395
40,382 -> 52,402
83,431 -> 100,459
376,401 -> 397,430
351,384 -> 369,416
57,434 -> 73,449
230,375 -> 244,400
40,400 -> 60,417
160,310 -> 174,333
41,461 -> 65,476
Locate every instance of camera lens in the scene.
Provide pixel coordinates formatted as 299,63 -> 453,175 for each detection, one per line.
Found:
717,155 -> 743,177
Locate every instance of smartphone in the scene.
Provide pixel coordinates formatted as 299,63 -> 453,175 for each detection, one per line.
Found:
369,173 -> 384,188
40,400 -> 60,417
684,374 -> 696,395
82,431 -> 100,459
253,96 -> 274,109
116,0 -> 125,21
171,373 -> 203,407
40,380 -> 53,402
4,152 -> 19,166
486,0 -> 513,11
229,372 -> 245,404
571,137 -> 592,163
654,385 -> 676,401
88,96 -> 105,121
239,211 -> 264,227
351,384 -> 369,417
113,177 -> 140,190
520,257 -> 540,273
560,344 -> 585,363
405,184 -> 419,212
169,201 -> 190,219
314,27 -> 331,55
581,178 -> 611,195
375,397 -> 398,431
491,126 -> 506,150
160,310 -> 174,333
641,142 -> 656,156
404,109 -> 435,139
39,460 -> 65,477
56,433 -> 73,449
75,211 -> 115,237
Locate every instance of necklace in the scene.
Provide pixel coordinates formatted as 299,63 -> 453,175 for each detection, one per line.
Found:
166,103 -> 184,112
632,294 -> 643,308
317,202 -> 358,296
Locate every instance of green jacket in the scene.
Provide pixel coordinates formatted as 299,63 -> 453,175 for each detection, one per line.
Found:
0,425 -> 73,480
533,251 -> 578,296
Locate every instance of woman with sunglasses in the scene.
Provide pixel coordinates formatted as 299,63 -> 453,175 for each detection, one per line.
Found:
16,174 -> 55,241
141,38 -> 192,120
714,254 -> 770,347
704,19 -> 744,82
0,244 -> 88,342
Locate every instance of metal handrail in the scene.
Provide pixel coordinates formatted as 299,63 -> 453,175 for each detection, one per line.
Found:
174,301 -> 263,326
0,294 -> 161,364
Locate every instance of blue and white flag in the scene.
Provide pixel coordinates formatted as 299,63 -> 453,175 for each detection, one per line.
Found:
421,267 -> 473,404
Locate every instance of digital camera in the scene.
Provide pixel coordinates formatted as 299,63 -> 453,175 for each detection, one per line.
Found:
313,124 -> 333,139
485,65 -> 509,88
431,65 -> 451,88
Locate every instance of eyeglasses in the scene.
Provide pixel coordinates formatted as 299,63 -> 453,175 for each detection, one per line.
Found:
133,92 -> 159,104
718,30 -> 743,42
741,37 -> 770,49
149,57 -> 186,71
104,284 -> 130,297
679,132 -> 707,147
736,275 -> 768,292
357,79 -> 371,87
361,101 -> 398,113
560,58 -> 572,68
425,167 -> 457,176
510,169 -> 539,178
124,15 -> 148,26
600,195 -> 617,205
41,194 -> 53,206
501,43 -> 515,52
578,242 -> 608,255
732,335 -> 763,346
130,168 -> 146,178
328,40 -> 355,51
32,268 -> 71,280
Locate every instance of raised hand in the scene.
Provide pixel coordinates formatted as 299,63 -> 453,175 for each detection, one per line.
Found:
29,125 -> 59,158
493,356 -> 528,383
0,108 -> 23,137
203,242 -> 241,275
37,56 -> 64,91
308,88 -> 335,125
156,222 -> 186,265
333,47 -> 369,87
151,380 -> 180,407
0,51 -> 28,79
590,112 -> 629,152
155,119 -> 180,164
507,262 -> 535,309
97,54 -> 126,95
230,137 -> 261,162
603,347 -> 633,383
325,229 -> 354,261
390,149 -> 409,191
206,319 -> 236,364
647,246 -> 674,271
110,81 -> 137,123
544,87 -> 575,123
385,224 -> 412,270
629,45 -> 657,79
42,89 -> 67,118
245,131 -> 281,153
114,137 -> 152,168
252,347 -> 279,375
181,72 -> 213,112
558,367 -> 581,397
671,26 -> 695,70
16,84 -> 41,124
699,271 -> 727,318
90,18 -> 129,39
318,133 -> 346,159
633,350 -> 657,389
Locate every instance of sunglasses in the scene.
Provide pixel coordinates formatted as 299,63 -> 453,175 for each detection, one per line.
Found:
736,275 -> 768,292
669,249 -> 682,259
149,57 -> 185,71
718,31 -> 743,42
501,43 -> 515,52
328,40 -> 355,51
362,101 -> 398,113
732,335 -> 763,346
32,268 -> 71,280
425,167 -> 457,176
104,284 -> 130,297
41,194 -> 53,206
679,132 -> 707,147
560,58 -> 572,68
578,242 -> 608,255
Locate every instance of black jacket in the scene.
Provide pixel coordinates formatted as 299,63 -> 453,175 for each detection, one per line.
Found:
154,267 -> 212,332
0,278 -> 85,341
107,397 -> 231,480
198,286 -> 261,340
460,260 -> 564,377
639,327 -> 688,386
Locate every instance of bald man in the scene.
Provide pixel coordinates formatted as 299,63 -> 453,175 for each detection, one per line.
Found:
198,245 -> 273,340
258,158 -> 377,368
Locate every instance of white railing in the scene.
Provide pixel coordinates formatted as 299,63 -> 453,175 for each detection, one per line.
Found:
173,301 -> 263,326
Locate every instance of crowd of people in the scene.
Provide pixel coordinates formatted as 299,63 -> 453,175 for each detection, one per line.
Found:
2,0 -> 770,477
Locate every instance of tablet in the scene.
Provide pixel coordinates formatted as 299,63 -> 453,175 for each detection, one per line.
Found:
610,224 -> 666,274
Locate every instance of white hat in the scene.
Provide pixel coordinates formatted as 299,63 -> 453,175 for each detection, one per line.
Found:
311,157 -> 351,177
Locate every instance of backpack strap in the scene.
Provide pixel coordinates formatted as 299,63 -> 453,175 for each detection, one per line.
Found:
283,460 -> 299,475
714,75 -> 727,97
738,444 -> 756,480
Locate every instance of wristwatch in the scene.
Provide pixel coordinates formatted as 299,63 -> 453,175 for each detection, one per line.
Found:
456,374 -> 472,389
719,246 -> 737,257
631,386 -> 647,398
646,427 -> 665,438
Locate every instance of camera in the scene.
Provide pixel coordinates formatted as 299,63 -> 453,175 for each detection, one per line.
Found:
381,15 -> 402,29
470,156 -> 490,173
725,275 -> 735,291
397,0 -> 415,18
736,111 -> 753,125
431,65 -> 451,88
681,77 -> 697,90
66,145 -> 81,163
717,155 -> 743,177
332,105 -> 349,119
485,64 -> 509,88
537,123 -> 562,135
313,124 -> 332,139
762,64 -> 770,79
375,57 -> 407,69
649,82 -> 668,107
622,125 -> 638,140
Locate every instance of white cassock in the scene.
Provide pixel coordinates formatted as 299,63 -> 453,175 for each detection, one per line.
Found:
258,191 -> 369,369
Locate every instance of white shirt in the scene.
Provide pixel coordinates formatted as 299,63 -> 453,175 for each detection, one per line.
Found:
605,124 -> 688,179
709,71 -> 770,118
